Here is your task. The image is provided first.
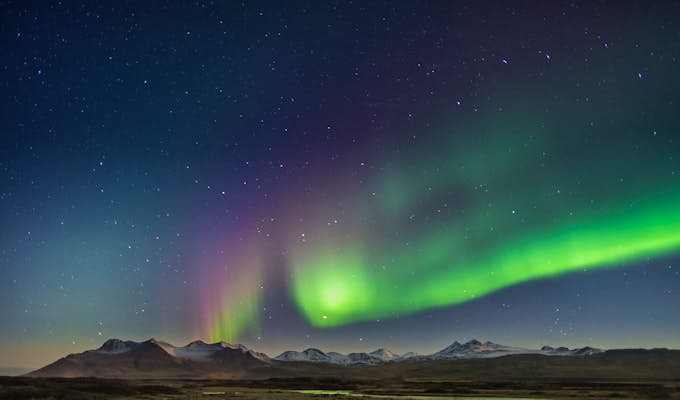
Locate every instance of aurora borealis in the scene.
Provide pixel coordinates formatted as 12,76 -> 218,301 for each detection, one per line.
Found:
2,1 -> 680,370
289,101 -> 680,327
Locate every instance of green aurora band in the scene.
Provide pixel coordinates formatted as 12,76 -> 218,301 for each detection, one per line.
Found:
293,192 -> 680,327
210,289 -> 261,343
290,104 -> 680,328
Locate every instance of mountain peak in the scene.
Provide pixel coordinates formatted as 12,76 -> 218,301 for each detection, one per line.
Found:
370,348 -> 398,359
97,338 -> 138,354
574,346 -> 603,355
29,337 -> 617,378
100,338 -> 125,347
303,348 -> 326,354
432,339 -> 519,359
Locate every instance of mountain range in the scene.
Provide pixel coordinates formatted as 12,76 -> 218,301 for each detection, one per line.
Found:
27,338 -> 609,378
273,339 -> 602,364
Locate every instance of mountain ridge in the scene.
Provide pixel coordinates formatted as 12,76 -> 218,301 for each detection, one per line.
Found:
273,338 -> 604,364
27,337 -> 615,378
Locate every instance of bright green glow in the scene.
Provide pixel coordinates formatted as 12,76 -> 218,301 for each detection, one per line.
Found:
292,251 -> 375,322
294,193 -> 680,327
290,95 -> 680,327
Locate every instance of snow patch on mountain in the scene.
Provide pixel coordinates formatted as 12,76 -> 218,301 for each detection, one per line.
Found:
94,339 -> 138,354
369,348 -> 399,361
431,339 -> 528,359
92,338 -> 270,362
94,337 -> 602,366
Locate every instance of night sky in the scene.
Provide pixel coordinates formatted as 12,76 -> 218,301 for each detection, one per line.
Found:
2,1 -> 680,369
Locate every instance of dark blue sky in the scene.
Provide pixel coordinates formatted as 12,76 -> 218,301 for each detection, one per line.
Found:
1,1 -> 680,368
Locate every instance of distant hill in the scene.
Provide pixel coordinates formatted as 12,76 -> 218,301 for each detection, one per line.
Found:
27,338 -> 680,380
273,339 -> 603,364
28,338 -> 273,378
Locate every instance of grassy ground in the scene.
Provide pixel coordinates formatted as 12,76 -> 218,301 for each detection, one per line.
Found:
1,377 -> 679,400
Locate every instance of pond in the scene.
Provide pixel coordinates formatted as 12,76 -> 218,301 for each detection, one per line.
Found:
293,390 -> 550,400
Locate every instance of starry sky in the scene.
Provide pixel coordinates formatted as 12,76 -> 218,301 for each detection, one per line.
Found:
2,1 -> 680,369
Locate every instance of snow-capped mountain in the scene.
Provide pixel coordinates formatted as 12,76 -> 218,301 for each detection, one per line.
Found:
92,338 -> 270,362
29,337 -> 606,377
430,340 -> 603,359
347,352 -> 383,364
326,352 -> 352,364
369,348 -> 399,361
95,338 -> 139,354
275,348 -> 338,363
30,338 -> 273,378
572,346 -> 603,355
540,345 -> 573,355
273,339 -> 603,365
430,339 -> 528,359
394,351 -> 418,361
275,347 -> 401,365
539,345 -> 603,356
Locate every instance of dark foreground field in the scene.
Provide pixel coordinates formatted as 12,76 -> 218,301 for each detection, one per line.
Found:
1,376 -> 679,400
